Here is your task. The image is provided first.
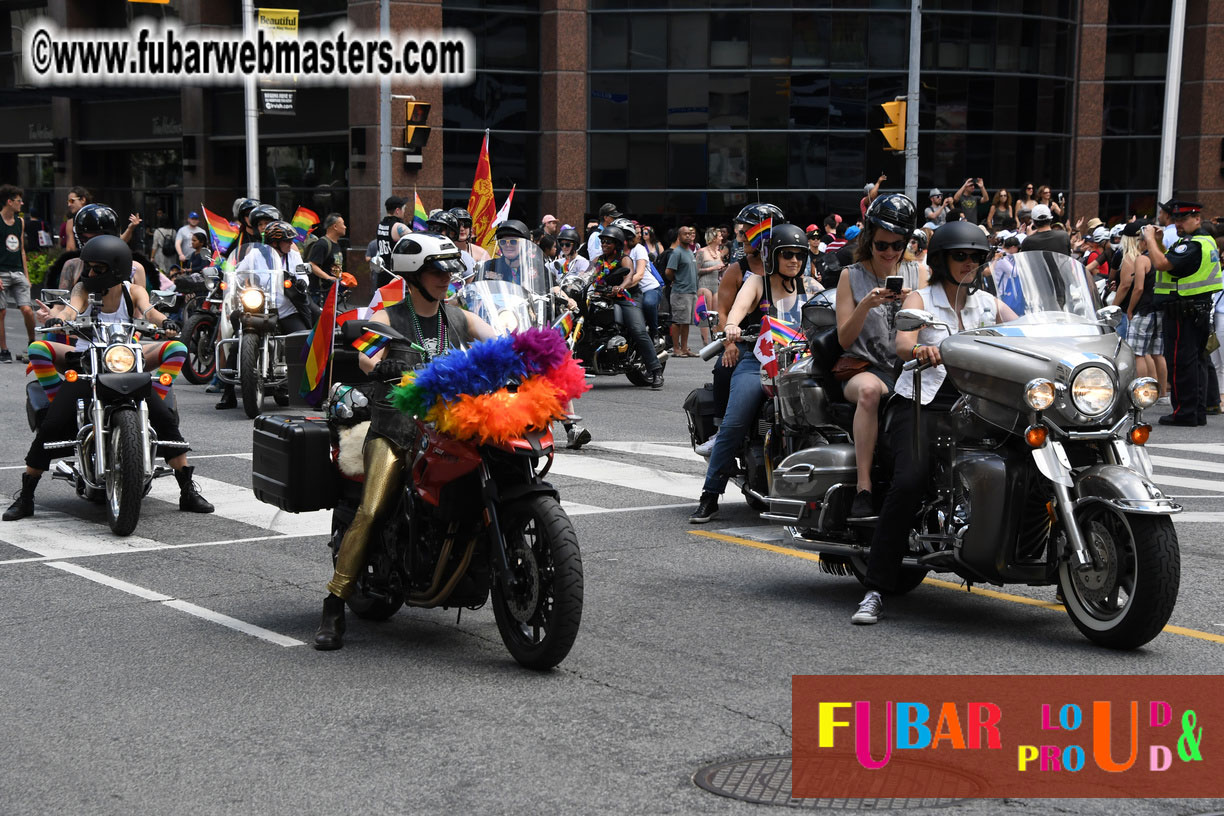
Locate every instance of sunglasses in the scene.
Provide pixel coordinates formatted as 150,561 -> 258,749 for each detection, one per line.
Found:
948,250 -> 988,263
558,240 -> 575,248
777,249 -> 805,261
873,240 -> 906,252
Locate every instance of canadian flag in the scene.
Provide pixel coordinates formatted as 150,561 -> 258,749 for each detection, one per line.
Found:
490,184 -> 516,232
753,330 -> 778,378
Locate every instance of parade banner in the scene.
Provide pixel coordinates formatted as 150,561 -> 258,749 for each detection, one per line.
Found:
466,130 -> 497,254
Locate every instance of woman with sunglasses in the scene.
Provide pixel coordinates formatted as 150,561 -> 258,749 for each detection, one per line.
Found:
987,189 -> 1014,231
851,221 -> 1017,624
1015,183 -> 1038,225
834,193 -> 920,520
1035,185 -> 1063,220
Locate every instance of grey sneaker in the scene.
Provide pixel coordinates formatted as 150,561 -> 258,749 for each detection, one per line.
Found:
694,432 -> 719,457
852,590 -> 883,625
565,426 -> 591,450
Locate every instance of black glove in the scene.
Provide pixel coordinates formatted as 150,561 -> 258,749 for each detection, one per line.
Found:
370,359 -> 406,381
42,317 -> 64,329
160,320 -> 180,335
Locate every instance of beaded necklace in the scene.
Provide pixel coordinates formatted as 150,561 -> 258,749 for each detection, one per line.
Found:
408,301 -> 446,357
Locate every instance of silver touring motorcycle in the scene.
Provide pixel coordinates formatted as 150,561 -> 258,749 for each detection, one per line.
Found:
763,251 -> 1179,649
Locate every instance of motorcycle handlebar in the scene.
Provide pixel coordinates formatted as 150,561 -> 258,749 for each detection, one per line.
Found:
699,332 -> 760,361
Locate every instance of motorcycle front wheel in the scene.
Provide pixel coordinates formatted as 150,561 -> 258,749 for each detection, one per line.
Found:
1058,508 -> 1179,650
182,312 -> 217,384
105,410 -> 145,536
239,333 -> 265,419
491,494 -> 583,670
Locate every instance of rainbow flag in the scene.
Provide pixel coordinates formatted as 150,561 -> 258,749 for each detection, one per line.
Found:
552,311 -> 575,338
300,281 -> 338,407
413,190 -> 428,232
763,315 -> 802,347
745,218 -> 772,250
694,293 -> 708,323
368,278 -> 406,312
351,328 -> 391,358
201,206 -> 239,255
291,206 -> 320,242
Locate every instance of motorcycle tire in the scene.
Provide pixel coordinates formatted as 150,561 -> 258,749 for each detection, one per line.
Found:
849,556 -> 928,595
239,333 -> 265,420
1058,509 -> 1179,650
273,390 -> 290,407
491,494 -> 583,670
105,410 -> 145,537
330,512 -> 404,621
182,312 -> 217,385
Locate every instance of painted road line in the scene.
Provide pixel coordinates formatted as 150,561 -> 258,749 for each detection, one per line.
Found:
689,530 -> 1224,646
565,501 -> 693,517
0,510 -> 166,559
48,561 -> 304,647
0,533 -> 321,567
1149,443 -> 1224,454
0,451 -> 254,471
586,441 -> 704,463
147,474 -> 331,536
1151,473 -> 1224,493
549,454 -> 704,499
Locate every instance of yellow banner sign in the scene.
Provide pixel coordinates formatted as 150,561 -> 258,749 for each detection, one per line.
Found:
256,8 -> 299,36
128,0 -> 171,4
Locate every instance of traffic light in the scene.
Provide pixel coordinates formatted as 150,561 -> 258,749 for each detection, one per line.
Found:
879,99 -> 906,153
403,101 -> 432,166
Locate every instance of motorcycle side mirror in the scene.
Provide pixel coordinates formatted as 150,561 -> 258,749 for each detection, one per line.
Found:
39,288 -> 70,305
296,264 -> 313,277
1096,305 -> 1124,328
150,290 -> 180,310
895,308 -> 936,332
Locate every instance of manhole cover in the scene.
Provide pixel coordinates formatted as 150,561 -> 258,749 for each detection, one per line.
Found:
694,755 -> 974,809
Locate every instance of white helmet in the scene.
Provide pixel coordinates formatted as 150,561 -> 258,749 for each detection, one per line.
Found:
390,232 -> 463,275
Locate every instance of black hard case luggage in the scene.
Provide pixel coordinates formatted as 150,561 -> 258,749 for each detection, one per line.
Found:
683,383 -> 718,444
252,414 -> 337,512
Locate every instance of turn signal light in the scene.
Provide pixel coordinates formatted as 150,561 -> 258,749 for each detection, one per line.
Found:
219,281 -> 227,291
284,279 -> 292,288
159,373 -> 173,386
65,369 -> 78,383
1024,424 -> 1048,448
1129,424 -> 1151,445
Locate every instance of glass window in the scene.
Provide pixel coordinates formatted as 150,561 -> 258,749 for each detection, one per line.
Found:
709,133 -> 749,189
868,12 -> 908,71
590,75 -> 630,131
829,76 -> 868,130
628,134 -> 667,189
1100,138 -> 1160,190
667,73 -> 710,129
709,74 -> 750,129
751,13 -> 792,68
668,13 -> 708,69
591,15 -> 629,70
748,133 -> 787,188
790,74 -> 829,128
827,134 -> 866,190
750,75 -> 790,130
709,13 -> 748,67
630,15 -> 667,71
629,74 -> 668,130
830,14 -> 868,68
589,133 -> 629,190
792,12 -> 828,68
444,73 -> 539,132
787,133 -> 826,190
668,133 -> 707,189
1102,83 -> 1165,137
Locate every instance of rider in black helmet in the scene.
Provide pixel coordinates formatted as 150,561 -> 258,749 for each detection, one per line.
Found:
449,206 -> 490,265
850,220 -> 1016,626
590,224 -> 664,389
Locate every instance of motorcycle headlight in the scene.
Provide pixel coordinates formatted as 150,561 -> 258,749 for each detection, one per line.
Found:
103,344 -> 137,374
240,287 -> 265,312
1071,366 -> 1115,415
1128,377 -> 1159,409
1024,378 -> 1056,411
495,309 -> 519,333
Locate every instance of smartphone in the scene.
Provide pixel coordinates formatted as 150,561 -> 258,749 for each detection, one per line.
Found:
885,276 -> 904,294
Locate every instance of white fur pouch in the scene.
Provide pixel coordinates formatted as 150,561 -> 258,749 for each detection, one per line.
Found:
336,421 -> 370,478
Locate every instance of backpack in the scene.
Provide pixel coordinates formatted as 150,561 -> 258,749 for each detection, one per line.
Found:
160,228 -> 176,258
646,259 -> 665,286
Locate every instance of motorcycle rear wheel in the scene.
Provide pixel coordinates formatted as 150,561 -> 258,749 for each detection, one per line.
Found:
105,410 -> 145,537
1058,508 -> 1179,650
182,312 -> 217,385
849,556 -> 929,595
491,495 -> 583,670
239,333 -> 265,419
329,512 -> 404,621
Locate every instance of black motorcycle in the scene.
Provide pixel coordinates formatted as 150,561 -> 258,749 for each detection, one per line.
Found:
180,270 -> 223,385
560,266 -> 668,387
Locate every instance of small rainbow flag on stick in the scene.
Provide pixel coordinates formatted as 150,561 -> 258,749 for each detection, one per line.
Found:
201,206 -> 239,255
552,311 -> 575,338
413,190 -> 428,231
763,315 -> 803,347
291,206 -> 320,242
351,328 -> 392,358
745,218 -> 773,250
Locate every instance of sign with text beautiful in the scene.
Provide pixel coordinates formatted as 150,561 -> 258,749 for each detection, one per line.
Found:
792,676 -> 1215,798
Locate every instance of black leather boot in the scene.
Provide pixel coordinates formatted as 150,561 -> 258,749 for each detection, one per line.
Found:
314,594 -> 346,650
175,466 -> 215,514
214,385 -> 237,409
2,472 -> 39,521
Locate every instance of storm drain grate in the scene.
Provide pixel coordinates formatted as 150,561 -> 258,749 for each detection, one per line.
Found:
694,755 -> 973,810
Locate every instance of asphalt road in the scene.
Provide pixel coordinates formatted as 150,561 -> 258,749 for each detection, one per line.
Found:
0,325 -> 1221,816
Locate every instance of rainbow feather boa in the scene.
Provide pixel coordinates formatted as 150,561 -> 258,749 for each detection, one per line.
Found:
389,327 -> 591,445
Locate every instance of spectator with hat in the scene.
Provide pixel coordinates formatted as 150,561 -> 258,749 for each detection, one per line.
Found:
1156,200 -> 1181,250
541,214 -> 560,238
923,188 -> 950,227
1144,200 -> 1222,426
1119,219 -> 1166,400
174,211 -> 203,266
1019,204 -> 1071,254
587,202 -> 621,261
860,174 -> 886,218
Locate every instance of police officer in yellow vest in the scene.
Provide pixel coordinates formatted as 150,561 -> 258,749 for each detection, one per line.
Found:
1143,200 -> 1222,426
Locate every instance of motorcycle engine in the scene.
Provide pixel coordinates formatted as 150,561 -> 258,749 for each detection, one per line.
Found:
595,335 -> 629,369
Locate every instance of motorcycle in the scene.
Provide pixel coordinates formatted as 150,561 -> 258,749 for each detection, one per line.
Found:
28,288 -> 189,536
466,237 -> 558,333
252,320 -> 584,669
700,251 -> 1179,649
214,243 -> 300,418
180,270 -> 223,385
559,261 -> 669,386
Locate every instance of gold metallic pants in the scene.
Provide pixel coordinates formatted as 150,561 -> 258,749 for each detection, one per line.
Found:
327,436 -> 404,599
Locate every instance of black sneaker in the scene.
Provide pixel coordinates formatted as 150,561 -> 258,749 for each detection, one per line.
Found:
688,492 -> 719,523
849,490 -> 876,519
0,349 -> 11,363
650,371 -> 664,390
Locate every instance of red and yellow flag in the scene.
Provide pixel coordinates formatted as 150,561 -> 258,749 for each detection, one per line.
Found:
466,131 -> 497,255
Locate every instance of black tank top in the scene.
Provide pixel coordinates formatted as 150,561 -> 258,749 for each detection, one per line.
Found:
385,300 -> 473,359
375,216 -> 401,271
1136,255 -> 1156,313
0,214 -> 23,273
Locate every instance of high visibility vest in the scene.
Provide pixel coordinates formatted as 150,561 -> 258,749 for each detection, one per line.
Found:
1153,234 -> 1222,298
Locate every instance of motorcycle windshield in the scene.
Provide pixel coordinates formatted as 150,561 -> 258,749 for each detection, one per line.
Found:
459,280 -> 535,335
476,238 -> 553,296
231,243 -> 285,294
989,250 -> 1103,333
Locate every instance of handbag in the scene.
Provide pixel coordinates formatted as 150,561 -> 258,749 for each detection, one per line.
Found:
1208,332 -> 1220,354
832,355 -> 871,382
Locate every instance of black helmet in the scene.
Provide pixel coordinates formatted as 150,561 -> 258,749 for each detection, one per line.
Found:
910,229 -> 928,252
261,220 -> 297,244
248,204 -> 281,232
557,227 -> 582,246
864,193 -> 916,237
494,219 -> 531,241
426,210 -> 460,240
734,202 -> 786,227
79,234 -> 132,294
928,221 -> 990,284
766,224 -> 808,275
448,207 -> 472,228
598,225 -> 627,252
235,198 -> 260,224
73,204 -> 120,249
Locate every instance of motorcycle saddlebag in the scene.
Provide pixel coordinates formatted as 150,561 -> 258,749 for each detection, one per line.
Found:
252,414 -> 337,512
683,384 -> 718,444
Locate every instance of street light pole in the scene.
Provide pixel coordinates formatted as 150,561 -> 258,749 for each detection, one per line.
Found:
242,0 -> 259,200
904,0 -> 921,203
1157,0 -> 1186,204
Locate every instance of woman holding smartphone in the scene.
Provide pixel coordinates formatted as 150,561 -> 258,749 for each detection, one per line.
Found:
1035,185 -> 1062,219
835,193 -> 918,519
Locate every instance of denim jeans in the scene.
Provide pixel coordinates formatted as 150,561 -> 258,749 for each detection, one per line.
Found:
620,299 -> 661,374
702,348 -> 764,495
641,287 -> 661,334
